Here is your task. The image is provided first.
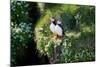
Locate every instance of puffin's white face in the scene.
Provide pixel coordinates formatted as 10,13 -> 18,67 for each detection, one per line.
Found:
57,20 -> 62,24
50,18 -> 55,22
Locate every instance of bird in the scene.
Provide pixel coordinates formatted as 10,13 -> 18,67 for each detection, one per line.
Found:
50,17 -> 56,34
55,20 -> 64,39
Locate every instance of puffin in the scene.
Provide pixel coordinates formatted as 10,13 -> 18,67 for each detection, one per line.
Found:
55,20 -> 64,39
50,17 -> 56,34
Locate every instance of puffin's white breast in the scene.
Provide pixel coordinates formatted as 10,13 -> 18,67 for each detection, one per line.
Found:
50,23 -> 56,33
55,25 -> 63,36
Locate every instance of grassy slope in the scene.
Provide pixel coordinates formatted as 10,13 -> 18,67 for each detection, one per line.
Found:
34,4 -> 95,63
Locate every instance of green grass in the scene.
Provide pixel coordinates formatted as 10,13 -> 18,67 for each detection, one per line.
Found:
35,4 -> 95,63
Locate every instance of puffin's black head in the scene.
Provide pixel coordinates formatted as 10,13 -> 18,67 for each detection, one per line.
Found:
50,17 -> 56,25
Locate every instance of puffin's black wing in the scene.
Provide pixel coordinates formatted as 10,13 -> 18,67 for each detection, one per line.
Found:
58,24 -> 64,35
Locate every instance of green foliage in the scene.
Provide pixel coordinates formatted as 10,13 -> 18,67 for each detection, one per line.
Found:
36,3 -> 95,63
78,6 -> 95,25
60,37 -> 95,63
11,1 -> 95,65
11,1 -> 34,65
